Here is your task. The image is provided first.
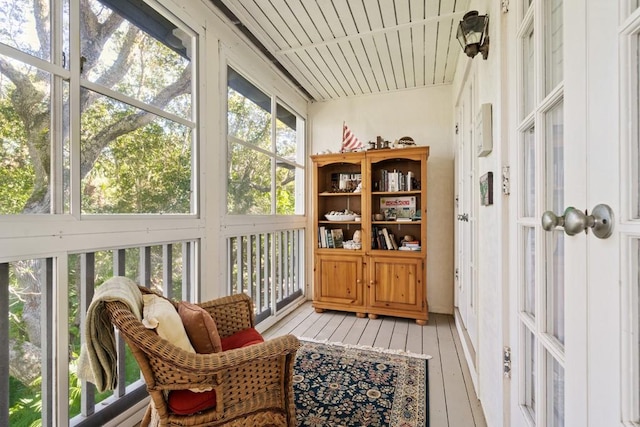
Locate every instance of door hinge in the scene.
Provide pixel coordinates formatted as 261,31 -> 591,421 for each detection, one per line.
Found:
503,346 -> 511,378
502,0 -> 509,13
502,166 -> 510,196
455,123 -> 459,135
455,267 -> 459,281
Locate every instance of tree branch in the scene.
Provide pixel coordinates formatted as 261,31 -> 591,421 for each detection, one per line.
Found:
80,64 -> 192,177
9,340 -> 41,385
80,6 -> 125,77
96,26 -> 139,89
33,0 -> 50,61
80,25 -> 140,113
0,57 -> 50,213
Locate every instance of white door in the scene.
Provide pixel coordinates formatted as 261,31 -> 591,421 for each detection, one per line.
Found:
509,1 -> 628,426
456,82 -> 479,382
618,4 -> 640,425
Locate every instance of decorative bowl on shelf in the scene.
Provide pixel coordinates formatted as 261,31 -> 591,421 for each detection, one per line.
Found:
325,213 -> 356,221
343,240 -> 362,250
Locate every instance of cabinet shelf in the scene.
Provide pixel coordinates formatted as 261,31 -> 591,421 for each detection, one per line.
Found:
316,248 -> 364,254
371,220 -> 421,225
371,190 -> 421,196
318,220 -> 362,225
311,146 -> 429,324
370,248 -> 423,256
319,192 -> 362,196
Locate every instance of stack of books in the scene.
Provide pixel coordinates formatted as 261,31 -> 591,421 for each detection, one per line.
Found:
378,170 -> 418,192
399,240 -> 421,251
318,227 -> 344,248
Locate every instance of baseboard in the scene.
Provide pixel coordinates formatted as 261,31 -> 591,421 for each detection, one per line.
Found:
102,398 -> 149,427
256,295 -> 307,334
428,304 -> 454,315
454,309 -> 479,394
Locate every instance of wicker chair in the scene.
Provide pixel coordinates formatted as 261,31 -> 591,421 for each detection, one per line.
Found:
104,287 -> 300,427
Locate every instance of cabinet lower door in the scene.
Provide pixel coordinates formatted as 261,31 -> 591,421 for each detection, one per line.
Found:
314,254 -> 364,307
368,256 -> 425,316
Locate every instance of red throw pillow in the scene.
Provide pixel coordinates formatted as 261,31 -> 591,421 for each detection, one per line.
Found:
177,301 -> 222,354
220,327 -> 265,351
168,389 -> 217,415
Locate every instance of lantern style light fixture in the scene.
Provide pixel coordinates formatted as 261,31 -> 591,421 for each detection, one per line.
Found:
456,11 -> 490,60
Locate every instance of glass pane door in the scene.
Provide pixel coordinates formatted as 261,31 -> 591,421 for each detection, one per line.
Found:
516,1 -> 565,425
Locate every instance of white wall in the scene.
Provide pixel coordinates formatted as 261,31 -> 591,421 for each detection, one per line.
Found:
309,86 -> 455,314
450,1 -> 508,425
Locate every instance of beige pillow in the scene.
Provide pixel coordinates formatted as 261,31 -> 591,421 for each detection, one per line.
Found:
142,294 -> 195,353
178,301 -> 222,354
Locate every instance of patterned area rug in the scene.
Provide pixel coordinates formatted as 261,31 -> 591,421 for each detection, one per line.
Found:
294,339 -> 430,427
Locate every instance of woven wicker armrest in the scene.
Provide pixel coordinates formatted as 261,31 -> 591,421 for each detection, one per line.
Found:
139,335 -> 300,395
150,334 -> 300,376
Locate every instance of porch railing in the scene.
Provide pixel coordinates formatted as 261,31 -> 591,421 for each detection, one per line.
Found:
227,228 -> 305,323
3,229 -> 305,426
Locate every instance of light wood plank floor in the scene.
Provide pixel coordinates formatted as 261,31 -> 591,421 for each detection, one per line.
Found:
263,302 -> 488,427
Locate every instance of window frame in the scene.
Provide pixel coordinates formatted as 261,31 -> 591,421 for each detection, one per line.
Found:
224,63 -> 306,220
0,0 -> 208,425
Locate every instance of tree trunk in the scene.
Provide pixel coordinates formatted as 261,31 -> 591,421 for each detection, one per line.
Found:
9,340 -> 42,385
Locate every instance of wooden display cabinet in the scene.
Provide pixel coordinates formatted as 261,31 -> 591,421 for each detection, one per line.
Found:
311,146 -> 429,324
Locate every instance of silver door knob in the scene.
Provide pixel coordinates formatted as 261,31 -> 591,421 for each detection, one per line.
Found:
541,204 -> 614,239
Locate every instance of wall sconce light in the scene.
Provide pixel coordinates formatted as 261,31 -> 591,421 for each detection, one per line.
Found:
456,11 -> 490,60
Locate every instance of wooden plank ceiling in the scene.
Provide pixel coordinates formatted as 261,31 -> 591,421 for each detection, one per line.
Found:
211,0 -> 471,101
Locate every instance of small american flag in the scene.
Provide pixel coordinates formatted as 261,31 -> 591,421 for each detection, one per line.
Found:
341,123 -> 364,152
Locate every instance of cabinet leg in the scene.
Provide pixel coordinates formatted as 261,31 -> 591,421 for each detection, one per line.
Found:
415,319 -> 427,326
368,313 -> 379,320
314,308 -> 325,313
356,312 -> 366,318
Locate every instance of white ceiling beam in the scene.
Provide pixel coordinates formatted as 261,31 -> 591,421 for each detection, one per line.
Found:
274,10 -> 467,56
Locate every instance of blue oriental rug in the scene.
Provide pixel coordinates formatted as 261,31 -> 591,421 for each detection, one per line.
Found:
294,339 -> 430,427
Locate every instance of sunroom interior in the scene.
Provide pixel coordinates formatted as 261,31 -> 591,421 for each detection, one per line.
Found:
3,0 -> 614,426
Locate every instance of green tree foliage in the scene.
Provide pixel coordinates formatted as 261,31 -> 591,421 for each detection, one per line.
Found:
0,97 -> 32,214
227,88 -> 299,215
227,89 -> 273,214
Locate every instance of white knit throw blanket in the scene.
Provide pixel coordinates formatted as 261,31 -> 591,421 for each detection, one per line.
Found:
77,276 -> 143,392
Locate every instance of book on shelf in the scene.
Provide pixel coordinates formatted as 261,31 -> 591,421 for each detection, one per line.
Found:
319,226 -> 327,248
388,171 -> 399,192
376,228 -> 386,249
372,227 -> 379,249
381,228 -> 394,250
388,233 -> 399,250
331,229 -> 344,248
326,229 -> 335,248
